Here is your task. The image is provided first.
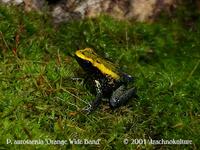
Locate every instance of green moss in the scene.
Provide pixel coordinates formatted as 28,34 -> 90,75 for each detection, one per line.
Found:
0,3 -> 199,150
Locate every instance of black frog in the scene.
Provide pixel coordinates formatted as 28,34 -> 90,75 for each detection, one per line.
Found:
75,48 -> 137,113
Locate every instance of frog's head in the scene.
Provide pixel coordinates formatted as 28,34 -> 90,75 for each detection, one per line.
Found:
75,48 -> 120,80
75,48 -> 97,73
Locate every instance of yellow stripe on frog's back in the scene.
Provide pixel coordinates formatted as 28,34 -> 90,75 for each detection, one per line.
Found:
75,48 -> 120,80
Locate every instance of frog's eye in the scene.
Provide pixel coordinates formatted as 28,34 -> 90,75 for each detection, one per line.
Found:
96,60 -> 100,64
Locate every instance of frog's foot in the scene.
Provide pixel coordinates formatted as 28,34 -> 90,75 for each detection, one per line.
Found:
109,85 -> 138,108
82,92 -> 102,114
82,104 -> 93,114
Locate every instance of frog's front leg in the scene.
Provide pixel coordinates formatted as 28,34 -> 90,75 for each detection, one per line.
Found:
83,80 -> 103,113
109,85 -> 137,108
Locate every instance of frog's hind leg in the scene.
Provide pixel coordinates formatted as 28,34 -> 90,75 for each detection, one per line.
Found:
109,85 -> 138,108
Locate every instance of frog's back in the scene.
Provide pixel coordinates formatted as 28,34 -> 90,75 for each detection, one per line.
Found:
75,48 -> 121,80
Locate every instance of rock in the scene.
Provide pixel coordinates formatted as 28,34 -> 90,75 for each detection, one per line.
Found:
0,0 -> 176,23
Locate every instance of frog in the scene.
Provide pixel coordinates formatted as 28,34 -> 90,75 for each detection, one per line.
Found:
75,48 -> 138,113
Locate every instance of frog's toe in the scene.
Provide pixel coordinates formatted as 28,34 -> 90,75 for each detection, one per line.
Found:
82,105 -> 93,114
